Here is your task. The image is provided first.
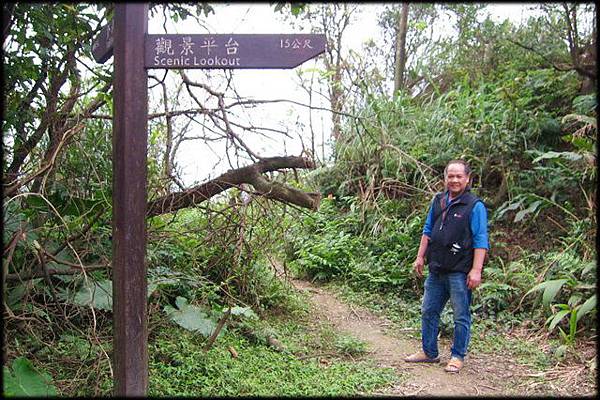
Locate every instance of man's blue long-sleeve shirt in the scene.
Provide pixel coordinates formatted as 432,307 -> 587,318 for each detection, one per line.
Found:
423,192 -> 489,249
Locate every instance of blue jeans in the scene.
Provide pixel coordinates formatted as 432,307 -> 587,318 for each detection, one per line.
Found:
421,271 -> 472,361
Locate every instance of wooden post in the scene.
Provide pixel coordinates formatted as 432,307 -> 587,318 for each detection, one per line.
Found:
112,3 -> 149,395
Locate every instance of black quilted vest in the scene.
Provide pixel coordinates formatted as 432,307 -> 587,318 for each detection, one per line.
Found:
426,189 -> 481,274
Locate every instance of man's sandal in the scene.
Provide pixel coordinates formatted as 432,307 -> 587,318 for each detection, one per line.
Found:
404,350 -> 440,363
444,357 -> 463,373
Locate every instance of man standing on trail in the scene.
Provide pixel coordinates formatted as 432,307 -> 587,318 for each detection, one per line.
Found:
405,159 -> 488,373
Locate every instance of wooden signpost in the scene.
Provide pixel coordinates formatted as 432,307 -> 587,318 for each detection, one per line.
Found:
92,3 -> 325,396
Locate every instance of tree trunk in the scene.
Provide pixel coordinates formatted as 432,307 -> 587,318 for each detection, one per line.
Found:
161,80 -> 174,191
321,4 -> 354,142
394,3 -> 410,95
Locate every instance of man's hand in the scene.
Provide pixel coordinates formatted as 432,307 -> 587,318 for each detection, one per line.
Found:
413,255 -> 425,278
468,248 -> 487,289
413,235 -> 430,278
467,269 -> 482,289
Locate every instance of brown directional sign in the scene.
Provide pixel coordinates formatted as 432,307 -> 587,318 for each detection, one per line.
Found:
91,21 -> 114,63
145,34 -> 326,69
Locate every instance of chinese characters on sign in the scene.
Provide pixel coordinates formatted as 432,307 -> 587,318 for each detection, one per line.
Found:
145,34 -> 326,69
279,37 -> 313,49
154,37 -> 174,55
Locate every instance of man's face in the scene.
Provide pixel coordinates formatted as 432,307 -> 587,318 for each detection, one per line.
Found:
445,163 -> 470,197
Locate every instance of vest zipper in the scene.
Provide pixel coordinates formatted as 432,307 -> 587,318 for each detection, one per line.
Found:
439,203 -> 453,230
438,192 -> 463,231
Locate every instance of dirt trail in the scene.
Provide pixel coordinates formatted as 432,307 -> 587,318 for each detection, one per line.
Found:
279,270 -> 533,396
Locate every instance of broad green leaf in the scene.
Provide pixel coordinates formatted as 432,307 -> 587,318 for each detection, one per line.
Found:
532,150 -> 560,163
514,200 -> 542,222
542,279 -> 567,306
561,113 -> 597,127
175,296 -> 188,309
495,198 -> 523,219
569,309 -> 578,338
524,279 -> 567,306
532,150 -> 583,163
568,294 -> 582,307
3,367 -> 18,395
502,201 -> 523,211
525,280 -> 553,296
44,261 -> 78,283
3,201 -> 27,242
574,283 -> 595,290
548,309 -> 570,331
147,282 -> 158,298
24,195 -> 49,211
72,280 -> 112,311
571,95 -> 597,114
230,306 -> 258,319
6,284 -> 27,310
576,295 -> 596,323
3,357 -> 57,397
164,297 -> 218,337
557,327 -> 569,342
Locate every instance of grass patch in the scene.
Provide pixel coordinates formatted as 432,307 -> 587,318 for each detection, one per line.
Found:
148,282 -> 399,396
334,334 -> 369,357
148,324 -> 398,396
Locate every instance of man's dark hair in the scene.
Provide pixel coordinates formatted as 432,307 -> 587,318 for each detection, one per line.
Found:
444,159 -> 471,176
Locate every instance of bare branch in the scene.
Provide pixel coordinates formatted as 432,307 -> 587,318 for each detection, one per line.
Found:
180,71 -> 262,161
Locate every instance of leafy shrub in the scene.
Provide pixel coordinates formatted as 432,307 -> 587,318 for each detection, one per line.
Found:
571,94 -> 597,115
287,63 -> 594,342
472,257 -> 537,322
3,357 -> 57,397
147,203 -> 297,312
286,196 -> 425,296
520,250 -> 596,342
294,229 -> 361,282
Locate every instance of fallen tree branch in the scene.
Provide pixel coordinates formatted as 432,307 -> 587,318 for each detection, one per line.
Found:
147,156 -> 321,217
